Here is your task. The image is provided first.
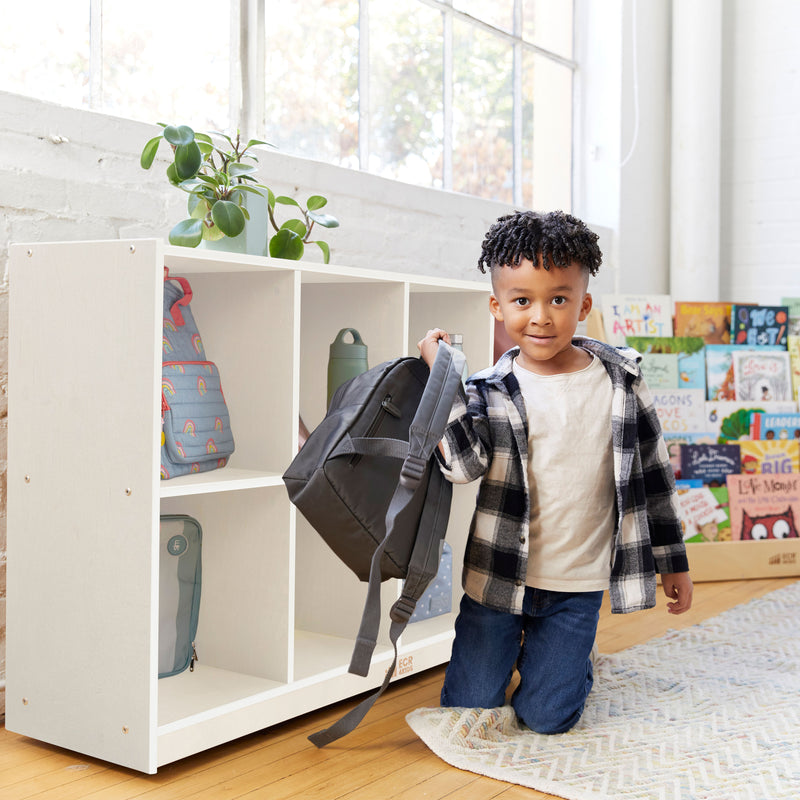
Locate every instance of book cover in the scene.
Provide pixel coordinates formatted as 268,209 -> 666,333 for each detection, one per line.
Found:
704,401 -> 797,441
674,301 -> 732,344
639,352 -> 679,388
731,304 -> 789,347
676,486 -> 730,542
705,344 -> 785,402
787,334 -> 800,400
663,432 -> 716,478
651,389 -> 707,434
750,412 -> 800,440
781,297 -> 800,336
739,440 -> 800,474
680,443 -> 741,486
726,473 -> 800,541
626,336 -> 705,392
732,350 -> 793,402
602,294 -> 673,346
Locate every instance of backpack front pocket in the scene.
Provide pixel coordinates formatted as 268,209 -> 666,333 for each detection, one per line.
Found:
161,361 -> 235,476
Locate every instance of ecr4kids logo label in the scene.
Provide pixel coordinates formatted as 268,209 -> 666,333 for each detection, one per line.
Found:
392,656 -> 414,678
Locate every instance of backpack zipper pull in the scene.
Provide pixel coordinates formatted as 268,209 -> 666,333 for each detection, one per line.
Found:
381,396 -> 401,417
190,642 -> 198,672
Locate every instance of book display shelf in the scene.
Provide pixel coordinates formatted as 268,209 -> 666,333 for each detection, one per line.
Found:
6,239 -> 493,773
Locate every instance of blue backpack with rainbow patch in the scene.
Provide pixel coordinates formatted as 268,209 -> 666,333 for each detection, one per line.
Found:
161,268 -> 235,479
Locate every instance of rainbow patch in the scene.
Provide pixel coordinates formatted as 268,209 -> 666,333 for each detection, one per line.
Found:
206,439 -> 218,454
217,458 -> 227,468
183,420 -> 197,436
204,363 -> 214,374
162,338 -> 174,355
190,463 -> 200,473
191,334 -> 204,356
197,377 -> 207,396
214,417 -> 224,432
160,465 -> 170,479
163,318 -> 177,333
175,441 -> 186,457
162,378 -> 176,398
169,364 -> 186,374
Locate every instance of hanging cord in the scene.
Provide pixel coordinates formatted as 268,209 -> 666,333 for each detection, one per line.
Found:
620,0 -> 640,168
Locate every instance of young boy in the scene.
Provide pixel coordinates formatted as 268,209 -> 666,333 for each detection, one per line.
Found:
417,210 -> 692,735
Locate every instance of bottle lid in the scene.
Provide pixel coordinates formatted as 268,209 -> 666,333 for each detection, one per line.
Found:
449,333 -> 463,346
330,328 -> 368,358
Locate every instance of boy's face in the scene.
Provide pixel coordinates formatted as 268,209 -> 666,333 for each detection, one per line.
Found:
489,257 -> 592,374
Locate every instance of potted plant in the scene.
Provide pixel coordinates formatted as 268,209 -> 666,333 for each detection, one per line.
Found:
140,124 -> 339,263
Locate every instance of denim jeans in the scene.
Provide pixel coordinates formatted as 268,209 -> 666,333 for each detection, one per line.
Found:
440,587 -> 604,734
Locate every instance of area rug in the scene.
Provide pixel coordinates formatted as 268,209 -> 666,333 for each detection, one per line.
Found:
407,582 -> 800,799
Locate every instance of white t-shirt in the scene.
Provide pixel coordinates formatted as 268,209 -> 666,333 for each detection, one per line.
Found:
513,353 -> 616,592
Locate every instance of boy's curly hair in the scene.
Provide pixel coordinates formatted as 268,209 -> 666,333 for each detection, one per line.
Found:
477,210 -> 602,276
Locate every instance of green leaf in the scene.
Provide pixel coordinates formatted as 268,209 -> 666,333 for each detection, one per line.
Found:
308,211 -> 340,228
210,200 -> 246,237
269,228 -> 304,260
281,219 -> 308,237
229,163 -> 258,178
306,195 -> 327,211
166,163 -> 181,185
164,125 -> 195,147
275,195 -> 301,208
169,218 -> 204,247
314,240 -> 331,264
246,138 -> 273,149
187,193 -> 209,220
174,142 -> 203,180
140,136 -> 162,169
229,184 -> 265,200
267,188 -> 276,209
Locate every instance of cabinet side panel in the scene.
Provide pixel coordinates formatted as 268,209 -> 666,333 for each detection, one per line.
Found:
6,241 -> 161,772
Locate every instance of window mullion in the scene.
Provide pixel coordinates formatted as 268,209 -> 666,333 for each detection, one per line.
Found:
512,0 -> 523,206
237,0 -> 265,137
443,5 -> 453,191
358,0 -> 370,170
89,0 -> 103,109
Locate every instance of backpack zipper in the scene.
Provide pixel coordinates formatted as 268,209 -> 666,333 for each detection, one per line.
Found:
349,395 -> 401,467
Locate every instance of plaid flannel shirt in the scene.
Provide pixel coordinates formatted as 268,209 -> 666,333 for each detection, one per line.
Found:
438,336 -> 689,615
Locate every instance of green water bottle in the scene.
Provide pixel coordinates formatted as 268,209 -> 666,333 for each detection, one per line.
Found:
448,333 -> 469,385
327,328 -> 369,406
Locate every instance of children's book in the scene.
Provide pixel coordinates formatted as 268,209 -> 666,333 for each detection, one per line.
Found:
730,304 -> 789,347
726,473 -> 800,541
781,297 -> 800,336
705,344 -> 785,402
674,301 -> 732,344
676,485 -> 730,542
663,432 -> 716,478
750,412 -> 800,440
679,443 -> 741,486
638,352 -> 679,388
739,440 -> 800,475
704,401 -> 797,442
651,389 -> 706,434
787,335 -> 800,401
626,336 -> 705,392
601,294 -> 673,346
731,350 -> 792,402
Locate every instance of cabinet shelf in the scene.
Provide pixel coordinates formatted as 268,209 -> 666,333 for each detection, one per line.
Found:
6,238 -> 492,773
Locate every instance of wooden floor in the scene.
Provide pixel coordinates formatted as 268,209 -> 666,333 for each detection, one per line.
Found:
2,577 -> 796,800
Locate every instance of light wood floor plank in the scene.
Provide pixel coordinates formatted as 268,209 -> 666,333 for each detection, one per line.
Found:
1,578 -> 796,800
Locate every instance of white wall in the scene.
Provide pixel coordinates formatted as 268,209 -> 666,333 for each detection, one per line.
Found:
720,0 -> 800,304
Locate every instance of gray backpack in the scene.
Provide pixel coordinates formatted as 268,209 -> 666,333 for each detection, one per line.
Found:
282,343 -> 466,746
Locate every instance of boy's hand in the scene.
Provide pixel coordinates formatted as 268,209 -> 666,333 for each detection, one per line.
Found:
662,572 -> 693,615
417,328 -> 450,368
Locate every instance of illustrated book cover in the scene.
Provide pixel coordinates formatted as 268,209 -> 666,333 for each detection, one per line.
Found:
680,443 -> 741,486
676,485 -> 730,542
739,439 -> 800,475
704,400 -> 797,441
730,304 -> 790,347
601,294 -> 673,346
651,389 -> 706,434
726,473 -> 800,541
663,432 -> 716,478
638,352 -> 679,388
750,412 -> 800,441
626,336 -> 705,392
731,349 -> 792,402
674,301 -> 732,344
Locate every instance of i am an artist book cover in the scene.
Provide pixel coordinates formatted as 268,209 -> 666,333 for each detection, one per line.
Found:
731,304 -> 789,347
674,301 -> 732,344
726,474 -> 800,540
601,295 -> 673,346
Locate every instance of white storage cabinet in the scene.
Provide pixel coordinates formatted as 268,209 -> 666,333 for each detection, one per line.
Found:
6,239 -> 492,773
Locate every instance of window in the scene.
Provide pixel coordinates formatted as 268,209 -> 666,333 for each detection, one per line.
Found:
0,0 -> 574,207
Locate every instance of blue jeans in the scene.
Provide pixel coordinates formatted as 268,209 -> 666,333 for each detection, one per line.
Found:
440,587 -> 604,734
